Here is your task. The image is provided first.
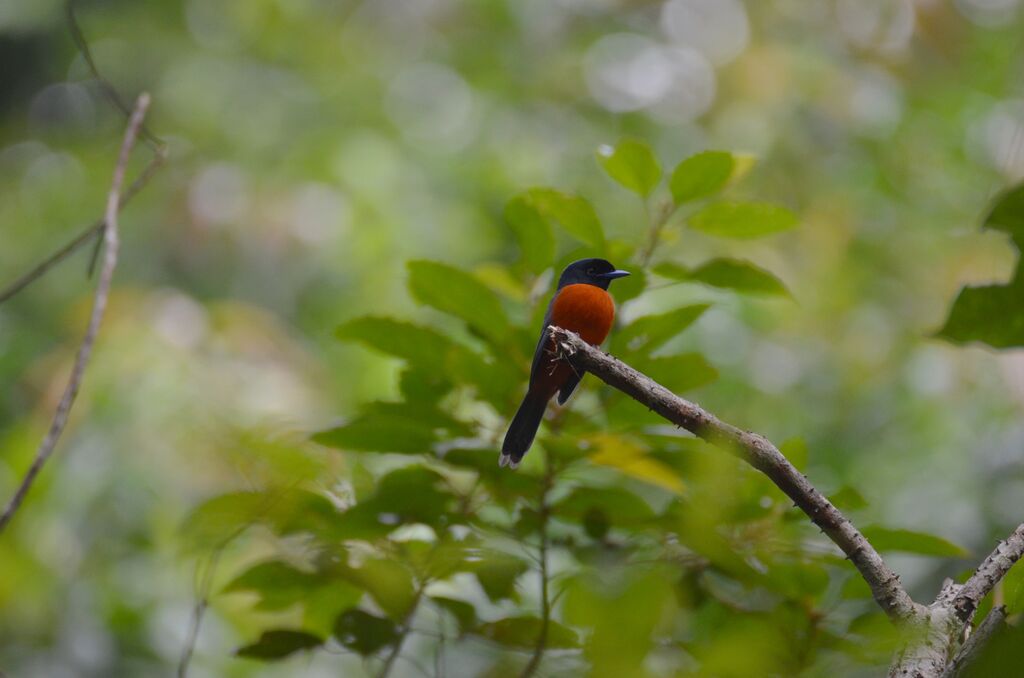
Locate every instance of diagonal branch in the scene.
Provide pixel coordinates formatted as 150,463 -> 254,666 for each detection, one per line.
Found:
547,325 -> 920,622
943,606 -> 1007,678
0,93 -> 151,534
952,524 -> 1024,623
0,151 -> 165,305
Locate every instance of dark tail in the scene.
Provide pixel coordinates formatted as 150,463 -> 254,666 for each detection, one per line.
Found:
500,392 -> 548,469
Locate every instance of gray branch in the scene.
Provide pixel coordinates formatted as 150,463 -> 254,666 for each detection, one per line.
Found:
953,524 -> 1024,623
0,93 -> 151,534
549,325 -> 1024,676
547,325 -> 919,621
943,606 -> 1007,678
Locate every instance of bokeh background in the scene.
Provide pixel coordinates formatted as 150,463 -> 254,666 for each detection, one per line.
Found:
1,0 -> 1024,676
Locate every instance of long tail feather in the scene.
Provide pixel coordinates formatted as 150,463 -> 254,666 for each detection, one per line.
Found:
500,392 -> 548,469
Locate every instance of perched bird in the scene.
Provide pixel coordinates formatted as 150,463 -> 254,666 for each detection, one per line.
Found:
500,258 -> 630,468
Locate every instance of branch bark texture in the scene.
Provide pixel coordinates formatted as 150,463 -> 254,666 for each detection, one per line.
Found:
0,93 -> 151,534
547,325 -> 1024,677
548,326 -> 917,621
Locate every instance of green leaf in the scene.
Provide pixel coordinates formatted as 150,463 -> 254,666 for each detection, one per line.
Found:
657,259 -> 790,297
612,304 -> 710,355
554,486 -> 657,529
1003,559 -> 1024,615
862,526 -> 969,557
224,561 -> 328,611
312,414 -> 436,454
180,492 -> 266,550
333,609 -> 399,655
339,558 -> 417,620
328,466 -> 455,539
938,183 -> 1024,348
431,596 -> 478,633
518,188 -> 605,249
597,139 -> 661,197
779,438 -> 808,471
986,182 -> 1024,247
335,317 -> 455,369
180,489 -> 338,550
829,485 -> 868,511
635,353 -> 718,393
473,553 -> 529,603
474,616 -> 579,650
399,366 -> 452,403
236,630 -> 322,660
407,260 -> 509,343
670,151 -> 734,204
763,561 -> 830,599
937,277 -> 1024,348
690,202 -> 797,239
586,434 -> 685,494
336,317 -> 515,407
505,194 -> 557,273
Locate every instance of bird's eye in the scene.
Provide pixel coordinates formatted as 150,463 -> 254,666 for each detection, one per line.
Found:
586,267 -> 596,275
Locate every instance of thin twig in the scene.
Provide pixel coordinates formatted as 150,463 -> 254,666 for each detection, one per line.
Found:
952,524 -> 1024,623
378,585 -> 426,678
519,449 -> 554,678
66,0 -> 164,152
546,325 -> 919,622
0,94 -> 151,534
177,546 -> 225,678
0,150 -> 165,305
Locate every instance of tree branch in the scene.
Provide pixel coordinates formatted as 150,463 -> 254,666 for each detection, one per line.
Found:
0,93 -> 151,534
943,606 -> 1007,678
519,448 -> 554,678
0,146 -> 165,305
546,325 -> 920,622
952,524 -> 1024,623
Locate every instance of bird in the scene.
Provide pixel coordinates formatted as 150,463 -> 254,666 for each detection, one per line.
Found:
500,258 -> 630,469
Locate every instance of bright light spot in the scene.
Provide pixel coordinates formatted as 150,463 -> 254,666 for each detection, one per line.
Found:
954,0 -> 1021,27
696,309 -> 749,366
661,0 -> 750,65
585,34 -> 676,112
151,292 -> 209,350
289,182 -> 351,245
586,34 -> 715,120
750,341 -> 802,394
386,63 -> 478,152
836,0 -> 915,53
29,82 -> 95,132
849,68 -> 904,138
331,131 -> 403,196
188,163 -> 248,227
21,151 -> 85,200
650,47 -> 717,122
904,345 -> 954,396
968,99 -> 1024,181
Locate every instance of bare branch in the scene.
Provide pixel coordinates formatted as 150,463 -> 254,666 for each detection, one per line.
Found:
547,325 -> 920,622
66,0 -> 164,152
952,524 -> 1024,623
0,149 -> 165,305
0,93 -> 151,534
943,606 -> 1007,678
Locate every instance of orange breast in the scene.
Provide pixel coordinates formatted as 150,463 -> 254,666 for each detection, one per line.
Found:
549,283 -> 615,346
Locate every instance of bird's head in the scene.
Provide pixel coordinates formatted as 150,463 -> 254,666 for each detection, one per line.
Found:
557,258 -> 630,290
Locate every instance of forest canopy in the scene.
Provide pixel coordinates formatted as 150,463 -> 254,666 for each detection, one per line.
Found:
2,1 -> 1024,677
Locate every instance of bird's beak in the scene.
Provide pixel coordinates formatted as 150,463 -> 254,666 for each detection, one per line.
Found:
599,269 -> 631,280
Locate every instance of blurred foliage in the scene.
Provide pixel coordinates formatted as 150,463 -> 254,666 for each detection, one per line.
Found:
2,1 -> 1024,677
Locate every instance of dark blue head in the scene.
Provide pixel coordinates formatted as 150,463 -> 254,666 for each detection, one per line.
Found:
556,258 -> 630,290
